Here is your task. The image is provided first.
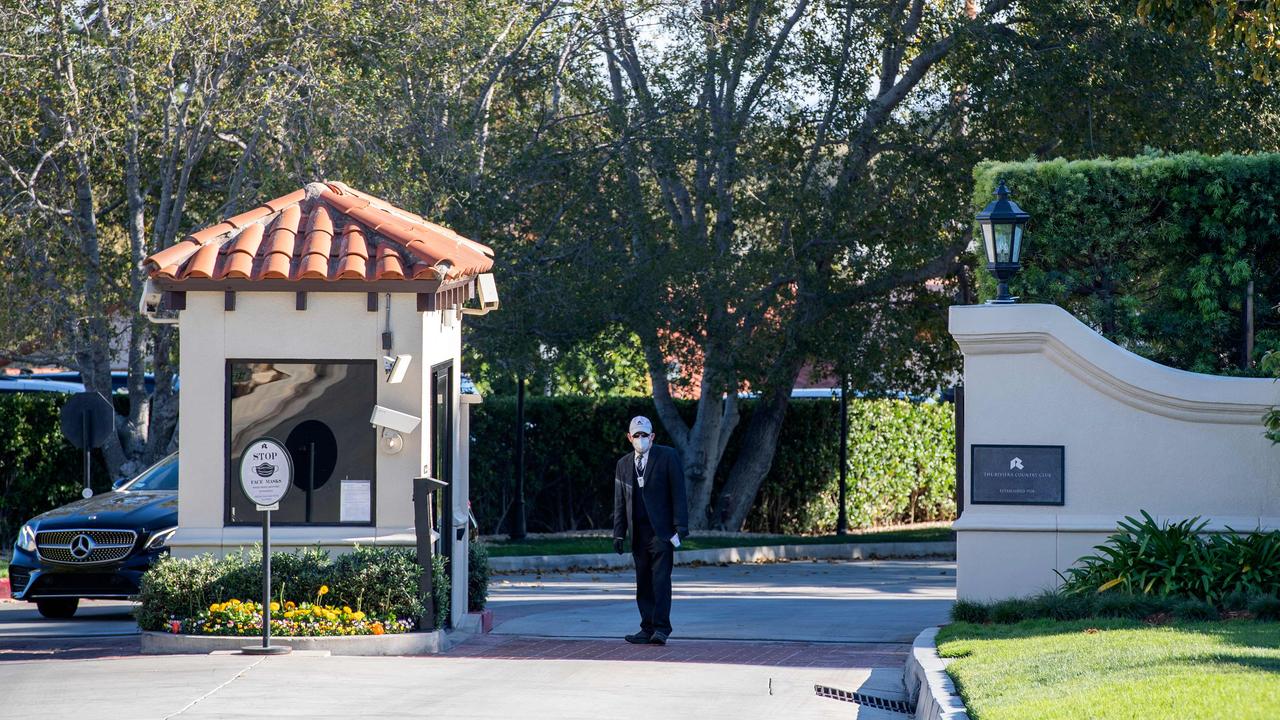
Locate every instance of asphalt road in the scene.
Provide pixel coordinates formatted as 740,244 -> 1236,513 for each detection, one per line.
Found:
0,559 -> 956,719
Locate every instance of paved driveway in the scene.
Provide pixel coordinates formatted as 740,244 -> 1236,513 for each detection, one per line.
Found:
0,559 -> 955,719
487,559 -> 955,643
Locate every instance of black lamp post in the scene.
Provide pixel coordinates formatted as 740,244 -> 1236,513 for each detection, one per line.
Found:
976,179 -> 1030,304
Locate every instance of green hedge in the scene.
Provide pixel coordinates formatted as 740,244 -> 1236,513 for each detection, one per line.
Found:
470,396 -> 955,534
135,545 -> 442,631
0,393 -> 111,548
0,391 -> 955,545
973,152 -> 1280,374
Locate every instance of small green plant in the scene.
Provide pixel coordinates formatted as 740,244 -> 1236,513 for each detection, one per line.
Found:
1059,512 -> 1280,603
432,553 -> 450,629
468,539 -> 491,612
1059,511 -> 1214,599
951,599 -> 991,624
1172,599 -> 1219,622
1248,596 -> 1280,621
989,598 -> 1035,624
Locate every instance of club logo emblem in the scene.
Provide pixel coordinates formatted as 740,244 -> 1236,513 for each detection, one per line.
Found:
254,462 -> 276,478
1009,457 -> 1024,470
70,534 -> 95,560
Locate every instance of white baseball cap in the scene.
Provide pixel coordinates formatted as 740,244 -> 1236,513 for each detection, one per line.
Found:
628,416 -> 653,435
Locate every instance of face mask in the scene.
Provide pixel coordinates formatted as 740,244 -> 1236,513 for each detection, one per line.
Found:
631,435 -> 652,453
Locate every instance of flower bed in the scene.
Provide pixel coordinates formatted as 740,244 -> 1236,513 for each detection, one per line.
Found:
180,596 -> 414,637
137,546 -> 448,635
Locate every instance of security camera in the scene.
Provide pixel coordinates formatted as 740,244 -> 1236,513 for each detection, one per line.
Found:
383,354 -> 412,384
138,278 -> 178,325
462,273 -> 500,316
370,405 -> 420,434
379,428 -> 404,454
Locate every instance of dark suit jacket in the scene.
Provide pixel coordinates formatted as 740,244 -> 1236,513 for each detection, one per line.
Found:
612,444 -> 689,541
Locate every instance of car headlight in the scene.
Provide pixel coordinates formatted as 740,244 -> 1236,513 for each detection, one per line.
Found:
16,523 -> 36,553
145,526 -> 178,550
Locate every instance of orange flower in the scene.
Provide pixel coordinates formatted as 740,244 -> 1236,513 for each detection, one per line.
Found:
371,622 -> 385,636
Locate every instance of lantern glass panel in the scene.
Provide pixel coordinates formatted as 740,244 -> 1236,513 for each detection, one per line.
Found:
981,223 -> 995,264
1012,224 -> 1024,264
994,223 -> 1014,263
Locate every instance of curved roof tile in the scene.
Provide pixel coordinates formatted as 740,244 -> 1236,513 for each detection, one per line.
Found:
141,181 -> 494,287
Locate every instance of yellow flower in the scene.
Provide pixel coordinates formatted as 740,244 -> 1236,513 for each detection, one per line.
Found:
343,606 -> 352,614
209,603 -> 220,613
318,585 -> 329,596
229,599 -> 240,606
285,601 -> 296,610
269,602 -> 280,612
353,611 -> 365,621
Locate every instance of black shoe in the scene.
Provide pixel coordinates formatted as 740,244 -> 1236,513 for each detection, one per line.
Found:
649,632 -> 668,645
625,631 -> 652,644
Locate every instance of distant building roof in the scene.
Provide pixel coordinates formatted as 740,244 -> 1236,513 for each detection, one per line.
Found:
142,181 -> 494,288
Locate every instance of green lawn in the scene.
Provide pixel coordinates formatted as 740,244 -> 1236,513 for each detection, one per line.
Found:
485,525 -> 953,557
937,619 -> 1280,720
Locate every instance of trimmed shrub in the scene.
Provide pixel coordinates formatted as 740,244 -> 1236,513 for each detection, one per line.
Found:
468,539 -> 491,612
471,395 -> 954,534
973,152 -> 1280,374
137,546 -> 431,632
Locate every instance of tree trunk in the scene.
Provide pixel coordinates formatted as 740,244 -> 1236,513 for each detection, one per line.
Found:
714,376 -> 796,531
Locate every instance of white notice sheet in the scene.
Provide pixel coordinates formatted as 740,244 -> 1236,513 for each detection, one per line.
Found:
340,479 -> 372,523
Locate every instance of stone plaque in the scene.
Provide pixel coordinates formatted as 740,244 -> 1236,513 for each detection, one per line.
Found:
971,445 -> 1064,505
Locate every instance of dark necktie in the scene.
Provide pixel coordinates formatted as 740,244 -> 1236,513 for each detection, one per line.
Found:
636,456 -> 646,485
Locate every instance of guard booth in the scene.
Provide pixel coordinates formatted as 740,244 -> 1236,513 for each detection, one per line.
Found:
140,181 -> 498,627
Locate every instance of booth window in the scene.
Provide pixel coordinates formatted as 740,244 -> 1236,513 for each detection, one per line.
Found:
226,361 -> 376,526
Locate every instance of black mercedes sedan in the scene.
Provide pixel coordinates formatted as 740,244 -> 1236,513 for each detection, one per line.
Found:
10,453 -> 178,618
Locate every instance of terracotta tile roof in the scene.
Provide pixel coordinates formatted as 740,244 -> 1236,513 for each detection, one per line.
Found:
142,181 -> 494,287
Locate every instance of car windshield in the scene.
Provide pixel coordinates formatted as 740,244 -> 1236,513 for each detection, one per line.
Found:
121,455 -> 179,492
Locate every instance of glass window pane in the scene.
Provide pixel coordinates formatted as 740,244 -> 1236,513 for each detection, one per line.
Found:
994,224 -> 1013,263
227,361 -> 376,525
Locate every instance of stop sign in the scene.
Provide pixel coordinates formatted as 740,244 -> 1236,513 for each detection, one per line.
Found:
60,392 -> 115,449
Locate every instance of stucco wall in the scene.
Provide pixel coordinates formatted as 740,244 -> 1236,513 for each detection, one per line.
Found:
172,291 -> 463,560
950,303 -> 1280,601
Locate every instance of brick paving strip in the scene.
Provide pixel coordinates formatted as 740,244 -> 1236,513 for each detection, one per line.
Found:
441,633 -> 909,668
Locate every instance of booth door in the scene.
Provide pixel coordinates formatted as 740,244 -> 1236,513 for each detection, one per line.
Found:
431,361 -> 454,564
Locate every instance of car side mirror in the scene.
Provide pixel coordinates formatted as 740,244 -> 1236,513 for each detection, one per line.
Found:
111,478 -> 127,491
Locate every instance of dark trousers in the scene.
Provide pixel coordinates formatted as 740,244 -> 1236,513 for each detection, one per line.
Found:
631,520 -> 674,636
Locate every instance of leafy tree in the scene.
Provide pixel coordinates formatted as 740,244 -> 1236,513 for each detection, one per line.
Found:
1137,0 -> 1280,81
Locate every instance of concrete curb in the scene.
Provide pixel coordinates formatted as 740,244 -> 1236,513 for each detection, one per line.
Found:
904,626 -> 969,720
490,540 -> 955,572
140,629 -> 451,656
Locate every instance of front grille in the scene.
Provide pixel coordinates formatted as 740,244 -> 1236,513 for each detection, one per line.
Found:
9,567 -> 30,595
36,529 -> 137,565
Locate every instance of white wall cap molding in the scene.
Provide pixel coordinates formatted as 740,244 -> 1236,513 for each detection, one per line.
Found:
955,512 -> 1280,534
170,525 -> 420,549
950,304 -> 1279,423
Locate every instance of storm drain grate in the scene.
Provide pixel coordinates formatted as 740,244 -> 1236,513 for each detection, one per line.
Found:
814,684 -> 915,714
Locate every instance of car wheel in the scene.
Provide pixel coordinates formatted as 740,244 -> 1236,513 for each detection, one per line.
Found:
36,598 -> 79,619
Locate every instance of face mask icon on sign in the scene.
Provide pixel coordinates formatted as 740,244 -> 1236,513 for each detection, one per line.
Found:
254,462 -> 276,478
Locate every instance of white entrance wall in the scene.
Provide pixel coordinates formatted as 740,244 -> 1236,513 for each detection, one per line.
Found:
950,303 -> 1280,601
172,290 -> 463,563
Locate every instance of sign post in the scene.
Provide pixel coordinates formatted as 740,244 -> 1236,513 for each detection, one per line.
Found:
238,437 -> 293,655
59,392 -> 114,499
